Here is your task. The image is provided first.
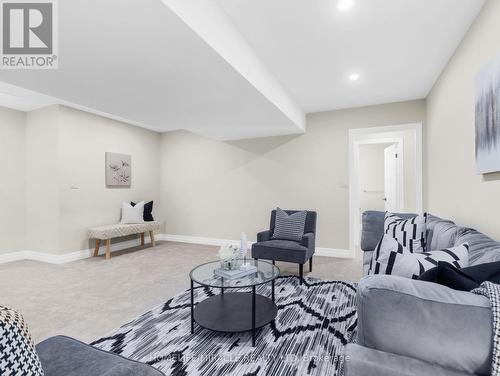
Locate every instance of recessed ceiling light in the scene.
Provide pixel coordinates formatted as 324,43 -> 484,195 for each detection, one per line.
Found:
349,73 -> 360,81
337,0 -> 354,12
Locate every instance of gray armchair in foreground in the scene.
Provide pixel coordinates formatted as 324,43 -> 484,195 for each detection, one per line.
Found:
251,209 -> 317,284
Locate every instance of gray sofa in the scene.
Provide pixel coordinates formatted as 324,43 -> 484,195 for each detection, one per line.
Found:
36,336 -> 164,376
344,211 -> 500,376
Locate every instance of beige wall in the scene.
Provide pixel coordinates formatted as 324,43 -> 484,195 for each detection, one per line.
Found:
25,106 -> 62,252
1,105 -> 161,254
56,106 -> 162,252
0,107 -> 26,254
5,0 -> 499,254
160,100 -> 425,250
426,0 -> 500,240
2,1 -> 498,255
0,100 -> 425,255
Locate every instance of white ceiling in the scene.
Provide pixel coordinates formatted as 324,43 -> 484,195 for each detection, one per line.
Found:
0,0 -> 486,139
216,0 -> 485,113
0,0 -> 304,140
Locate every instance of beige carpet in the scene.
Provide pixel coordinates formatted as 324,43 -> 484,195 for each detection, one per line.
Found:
0,241 -> 362,344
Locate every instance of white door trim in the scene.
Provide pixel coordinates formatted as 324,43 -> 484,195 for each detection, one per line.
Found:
348,122 -> 423,254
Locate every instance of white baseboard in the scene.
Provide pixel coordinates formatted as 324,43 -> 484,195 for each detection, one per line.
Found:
0,233 -> 354,264
0,251 -> 27,264
160,234 -> 241,247
162,234 -> 354,259
0,237 -> 153,265
315,247 -> 354,259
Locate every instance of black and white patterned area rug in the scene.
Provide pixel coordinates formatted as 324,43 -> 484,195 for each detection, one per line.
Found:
91,276 -> 357,376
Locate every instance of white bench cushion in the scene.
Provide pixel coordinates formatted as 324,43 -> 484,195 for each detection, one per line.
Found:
89,222 -> 160,240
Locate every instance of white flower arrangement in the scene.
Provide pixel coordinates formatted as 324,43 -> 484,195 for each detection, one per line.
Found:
218,244 -> 240,271
218,244 -> 238,260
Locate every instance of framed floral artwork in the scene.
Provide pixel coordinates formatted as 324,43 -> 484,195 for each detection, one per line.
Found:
105,152 -> 131,187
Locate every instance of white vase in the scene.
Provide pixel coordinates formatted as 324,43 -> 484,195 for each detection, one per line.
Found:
240,232 -> 248,261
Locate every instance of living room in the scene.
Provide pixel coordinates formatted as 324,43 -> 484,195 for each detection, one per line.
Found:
0,0 -> 498,375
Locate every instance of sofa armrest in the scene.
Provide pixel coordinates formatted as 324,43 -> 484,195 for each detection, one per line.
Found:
300,232 -> 315,250
357,275 -> 492,375
36,335 -> 165,376
362,251 -> 374,276
344,344 -> 474,376
257,230 -> 272,242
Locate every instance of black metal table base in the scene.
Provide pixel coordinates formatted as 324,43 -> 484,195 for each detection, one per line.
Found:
190,281 -> 277,346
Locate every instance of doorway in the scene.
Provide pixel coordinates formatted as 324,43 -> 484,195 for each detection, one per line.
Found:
358,141 -> 403,213
349,123 -> 423,254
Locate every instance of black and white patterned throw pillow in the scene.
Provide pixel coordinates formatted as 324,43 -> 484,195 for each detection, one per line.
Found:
0,306 -> 44,376
384,212 -> 428,252
272,208 -> 307,242
369,235 -> 469,279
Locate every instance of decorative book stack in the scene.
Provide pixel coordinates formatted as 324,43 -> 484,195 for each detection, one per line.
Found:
214,264 -> 257,279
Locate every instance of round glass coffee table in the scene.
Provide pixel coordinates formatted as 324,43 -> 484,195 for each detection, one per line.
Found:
189,259 -> 280,346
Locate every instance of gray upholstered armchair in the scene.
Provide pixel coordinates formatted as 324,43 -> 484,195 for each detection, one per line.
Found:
251,210 -> 317,284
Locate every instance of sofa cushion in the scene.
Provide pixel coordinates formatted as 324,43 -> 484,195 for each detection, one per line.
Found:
36,336 -> 165,376
420,261 -> 500,291
455,227 -> 500,265
344,344 -> 473,376
418,262 -> 480,291
384,212 -> 427,252
427,217 -> 461,251
461,260 -> 500,283
362,212 -> 457,253
361,211 -> 417,252
252,239 -> 312,264
368,235 -> 469,279
362,251 -> 374,276
356,275 -> 492,375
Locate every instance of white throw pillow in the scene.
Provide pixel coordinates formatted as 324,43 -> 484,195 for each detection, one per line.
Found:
369,234 -> 469,279
384,212 -> 428,253
121,201 -> 144,224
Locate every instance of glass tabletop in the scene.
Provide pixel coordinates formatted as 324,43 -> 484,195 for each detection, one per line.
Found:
190,259 -> 280,288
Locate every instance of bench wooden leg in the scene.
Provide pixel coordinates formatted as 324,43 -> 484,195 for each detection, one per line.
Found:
149,231 -> 156,247
140,233 -> 145,246
105,239 -> 111,260
93,239 -> 101,257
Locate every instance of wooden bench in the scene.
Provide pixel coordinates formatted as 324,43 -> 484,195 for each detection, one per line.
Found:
89,221 -> 161,260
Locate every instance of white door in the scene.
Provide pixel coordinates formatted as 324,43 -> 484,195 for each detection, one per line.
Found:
384,144 -> 399,212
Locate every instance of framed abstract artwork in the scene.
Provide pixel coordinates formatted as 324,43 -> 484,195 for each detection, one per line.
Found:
475,53 -> 500,174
